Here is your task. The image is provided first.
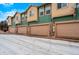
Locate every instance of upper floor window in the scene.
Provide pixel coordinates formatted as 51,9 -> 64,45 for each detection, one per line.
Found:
61,3 -> 67,7
22,14 -> 25,18
40,12 -> 43,15
21,14 -> 27,22
21,14 -> 25,21
29,10 -> 34,16
39,7 -> 44,17
76,3 -> 79,8
15,15 -> 20,22
16,16 -> 18,20
57,3 -> 67,9
45,5 -> 51,15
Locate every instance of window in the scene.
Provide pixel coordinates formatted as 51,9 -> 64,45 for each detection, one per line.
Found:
16,16 -> 18,20
21,14 -> 27,22
57,3 -> 62,9
46,10 -> 50,14
22,14 -> 25,18
21,14 -> 25,21
39,7 -> 44,17
40,12 -> 43,15
76,3 -> 79,8
29,11 -> 31,16
61,3 -> 67,7
27,10 -> 34,17
57,3 -> 67,9
45,5 -> 51,15
39,11 -> 44,16
27,13 -> 29,18
29,10 -> 34,16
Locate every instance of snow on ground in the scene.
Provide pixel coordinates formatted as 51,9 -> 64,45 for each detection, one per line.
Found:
0,34 -> 79,55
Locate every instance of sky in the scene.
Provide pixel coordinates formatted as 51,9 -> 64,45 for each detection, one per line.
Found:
0,3 -> 41,22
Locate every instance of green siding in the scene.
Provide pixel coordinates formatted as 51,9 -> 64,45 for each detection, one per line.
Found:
29,15 -> 51,26
39,15 -> 51,23
76,8 -> 79,19
20,21 -> 28,26
11,22 -> 16,28
10,8 -> 79,27
53,15 -> 74,22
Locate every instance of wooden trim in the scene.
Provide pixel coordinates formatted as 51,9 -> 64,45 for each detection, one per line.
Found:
17,25 -> 28,28
18,25 -> 28,27
29,23 -> 50,26
38,3 -> 51,8
27,19 -> 38,22
55,20 -> 79,24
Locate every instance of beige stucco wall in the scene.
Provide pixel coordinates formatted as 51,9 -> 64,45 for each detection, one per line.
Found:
14,13 -> 21,24
30,24 -> 49,36
51,3 -> 75,18
27,6 -> 38,22
7,17 -> 12,26
17,26 -> 27,35
55,21 -> 79,39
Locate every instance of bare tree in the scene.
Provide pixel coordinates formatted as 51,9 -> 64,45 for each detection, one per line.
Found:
0,21 -> 8,32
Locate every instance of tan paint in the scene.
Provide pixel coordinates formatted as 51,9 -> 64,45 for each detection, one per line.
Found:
51,3 -> 75,18
27,6 -> 38,22
14,13 -> 21,24
55,20 -> 79,39
30,24 -> 49,36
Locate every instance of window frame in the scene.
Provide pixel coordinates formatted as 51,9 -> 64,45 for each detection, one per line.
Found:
21,14 -> 25,22
61,3 -> 67,8
45,5 -> 51,15
46,10 -> 51,15
76,3 -> 79,8
29,10 -> 34,16
57,3 -> 68,9
39,7 -> 44,17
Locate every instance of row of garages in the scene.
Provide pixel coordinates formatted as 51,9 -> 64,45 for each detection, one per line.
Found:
8,20 -> 79,39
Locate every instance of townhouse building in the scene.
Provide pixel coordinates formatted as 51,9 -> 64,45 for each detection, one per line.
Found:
26,3 -> 76,37
7,3 -> 79,39
53,3 -> 79,39
8,12 -> 21,33
17,11 -> 29,35
7,16 -> 12,26
7,16 -> 14,33
26,4 -> 51,36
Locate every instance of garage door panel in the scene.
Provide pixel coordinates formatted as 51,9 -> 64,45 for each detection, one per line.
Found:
56,22 -> 79,38
30,25 -> 49,36
9,27 -> 15,33
18,26 -> 27,34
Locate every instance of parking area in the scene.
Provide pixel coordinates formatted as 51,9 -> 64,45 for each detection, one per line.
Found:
0,34 -> 79,55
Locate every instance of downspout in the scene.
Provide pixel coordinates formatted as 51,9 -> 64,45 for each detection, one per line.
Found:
76,3 -> 77,20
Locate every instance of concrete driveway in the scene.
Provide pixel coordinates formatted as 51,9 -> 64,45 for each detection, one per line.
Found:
0,34 -> 79,55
